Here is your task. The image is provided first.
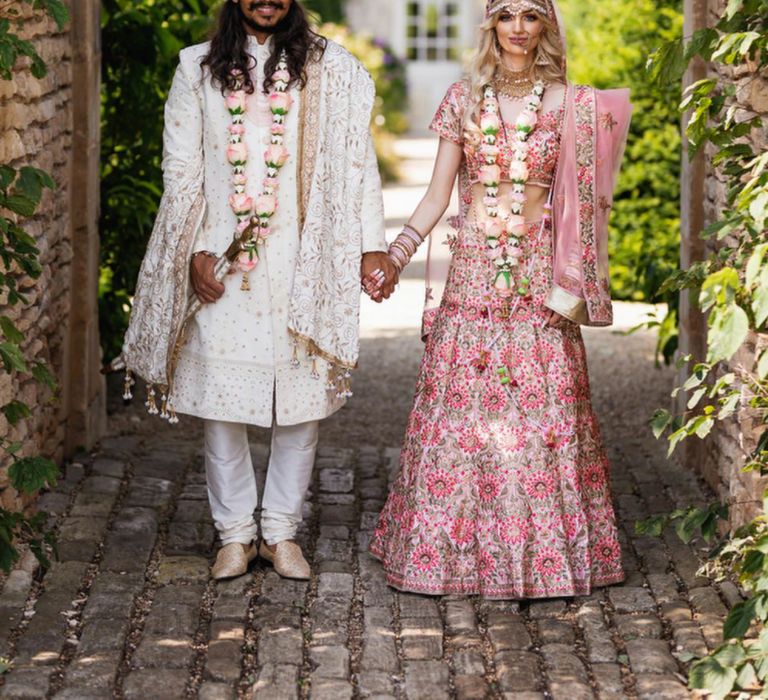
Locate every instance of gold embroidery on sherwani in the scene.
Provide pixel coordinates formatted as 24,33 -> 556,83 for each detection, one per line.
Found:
299,51 -> 323,234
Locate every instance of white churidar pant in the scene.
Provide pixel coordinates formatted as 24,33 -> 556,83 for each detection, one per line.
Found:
204,418 -> 319,546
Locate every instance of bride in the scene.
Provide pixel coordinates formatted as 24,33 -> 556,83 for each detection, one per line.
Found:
366,0 -> 632,599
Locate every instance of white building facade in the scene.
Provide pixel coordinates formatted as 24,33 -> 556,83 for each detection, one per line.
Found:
345,0 -> 483,133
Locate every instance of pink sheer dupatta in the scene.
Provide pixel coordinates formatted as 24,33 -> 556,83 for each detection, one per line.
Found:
546,85 -> 632,326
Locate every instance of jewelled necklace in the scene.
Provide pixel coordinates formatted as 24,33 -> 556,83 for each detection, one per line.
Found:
492,63 -> 535,100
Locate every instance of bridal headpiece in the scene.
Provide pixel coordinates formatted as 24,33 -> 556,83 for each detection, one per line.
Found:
485,0 -> 556,21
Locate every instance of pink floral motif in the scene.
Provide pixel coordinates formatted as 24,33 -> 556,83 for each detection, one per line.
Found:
534,548 -> 564,576
450,517 -> 475,546
478,551 -> 496,578
593,536 -> 621,564
524,471 -> 556,500
458,429 -> 483,454
556,379 -> 578,404
582,462 -> 606,492
427,470 -> 457,499
477,473 -> 502,502
413,544 -> 439,572
499,516 -> 529,545
482,387 -> 507,413
445,384 -> 470,411
519,383 -> 546,411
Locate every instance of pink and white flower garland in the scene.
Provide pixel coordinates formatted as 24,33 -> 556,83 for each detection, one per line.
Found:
478,80 -> 545,296
225,50 -> 292,290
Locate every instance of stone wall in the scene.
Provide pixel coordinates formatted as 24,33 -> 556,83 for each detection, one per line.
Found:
679,0 -> 768,528
0,1 -> 105,514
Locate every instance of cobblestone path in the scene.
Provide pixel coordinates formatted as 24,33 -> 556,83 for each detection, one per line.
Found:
0,327 -> 738,700
0,139 -> 736,698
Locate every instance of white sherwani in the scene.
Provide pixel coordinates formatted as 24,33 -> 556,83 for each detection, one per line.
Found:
162,38 -> 386,427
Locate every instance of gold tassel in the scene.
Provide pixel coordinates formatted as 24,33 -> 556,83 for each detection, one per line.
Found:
145,384 -> 158,415
291,341 -> 300,368
240,272 -> 251,291
123,370 -> 134,400
160,393 -> 169,420
311,357 -> 319,380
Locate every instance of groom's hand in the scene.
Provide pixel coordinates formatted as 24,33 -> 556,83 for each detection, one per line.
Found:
361,252 -> 398,303
191,254 -> 225,304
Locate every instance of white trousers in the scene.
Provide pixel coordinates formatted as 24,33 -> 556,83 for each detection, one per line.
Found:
204,418 -> 320,546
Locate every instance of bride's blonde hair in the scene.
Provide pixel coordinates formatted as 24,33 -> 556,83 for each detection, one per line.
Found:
463,12 -> 566,144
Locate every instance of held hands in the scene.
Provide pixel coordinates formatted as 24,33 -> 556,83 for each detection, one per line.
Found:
361,252 -> 399,303
190,253 -> 225,304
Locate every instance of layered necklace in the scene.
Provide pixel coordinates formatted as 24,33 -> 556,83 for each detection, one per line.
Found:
225,50 -> 292,291
492,63 -> 535,100
479,78 -> 546,297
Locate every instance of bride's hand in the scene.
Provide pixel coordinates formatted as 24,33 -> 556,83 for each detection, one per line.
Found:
543,309 -> 566,327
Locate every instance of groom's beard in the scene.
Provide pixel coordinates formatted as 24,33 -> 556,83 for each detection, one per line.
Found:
241,1 -> 290,35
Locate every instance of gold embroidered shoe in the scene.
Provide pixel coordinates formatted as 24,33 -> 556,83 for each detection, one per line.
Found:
211,542 -> 257,580
258,540 -> 311,580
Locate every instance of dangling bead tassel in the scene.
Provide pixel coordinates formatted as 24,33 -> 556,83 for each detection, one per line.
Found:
290,340 -> 300,368
160,392 -> 169,420
240,272 -> 251,291
145,385 -> 159,415
310,356 -> 319,380
167,395 -> 179,425
123,370 -> 135,400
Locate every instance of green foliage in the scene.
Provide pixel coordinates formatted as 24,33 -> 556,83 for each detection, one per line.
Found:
0,0 -> 69,79
0,0 -> 64,574
639,0 -> 768,695
99,1 -> 409,359
561,0 -> 682,313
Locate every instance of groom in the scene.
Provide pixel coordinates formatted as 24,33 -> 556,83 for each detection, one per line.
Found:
118,0 -> 397,580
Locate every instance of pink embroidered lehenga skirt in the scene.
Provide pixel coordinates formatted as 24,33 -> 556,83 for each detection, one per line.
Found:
369,219 -> 625,599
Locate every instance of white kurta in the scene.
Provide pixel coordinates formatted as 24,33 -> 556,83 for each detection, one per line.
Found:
166,38 -> 386,427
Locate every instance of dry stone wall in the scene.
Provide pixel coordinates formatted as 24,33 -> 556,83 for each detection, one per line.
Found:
0,1 -> 105,515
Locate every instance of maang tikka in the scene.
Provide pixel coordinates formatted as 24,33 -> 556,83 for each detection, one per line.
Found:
485,0 -> 555,21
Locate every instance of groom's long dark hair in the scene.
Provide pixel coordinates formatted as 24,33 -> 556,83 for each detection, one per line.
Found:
200,1 -> 326,95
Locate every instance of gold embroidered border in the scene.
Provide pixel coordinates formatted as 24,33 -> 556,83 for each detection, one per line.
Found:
288,328 -> 358,371
298,52 -> 323,233
545,285 -> 589,325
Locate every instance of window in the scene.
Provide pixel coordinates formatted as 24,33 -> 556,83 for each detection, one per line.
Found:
406,1 -> 460,61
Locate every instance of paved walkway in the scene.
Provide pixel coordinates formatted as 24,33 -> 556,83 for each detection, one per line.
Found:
0,140 -> 736,699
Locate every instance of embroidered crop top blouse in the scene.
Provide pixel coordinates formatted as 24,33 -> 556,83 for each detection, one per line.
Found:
429,80 -> 564,220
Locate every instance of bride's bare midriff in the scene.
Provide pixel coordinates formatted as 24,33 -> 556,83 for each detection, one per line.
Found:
465,181 -> 550,226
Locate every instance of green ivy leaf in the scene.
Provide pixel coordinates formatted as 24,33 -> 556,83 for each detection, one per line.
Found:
689,655 -> 738,699
31,362 -> 57,392
635,514 -> 668,538
0,342 -> 28,373
1,400 -> 31,426
753,270 -> 768,328
724,600 -> 758,640
0,316 -> 23,344
32,0 -> 70,30
746,244 -> 768,288
3,194 -> 37,218
7,456 -> 59,494
701,267 -> 741,311
758,349 -> 768,380
650,409 -> 673,439
707,305 -> 750,364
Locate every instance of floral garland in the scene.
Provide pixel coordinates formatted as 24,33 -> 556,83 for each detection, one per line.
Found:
225,50 -> 292,291
478,80 -> 545,296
